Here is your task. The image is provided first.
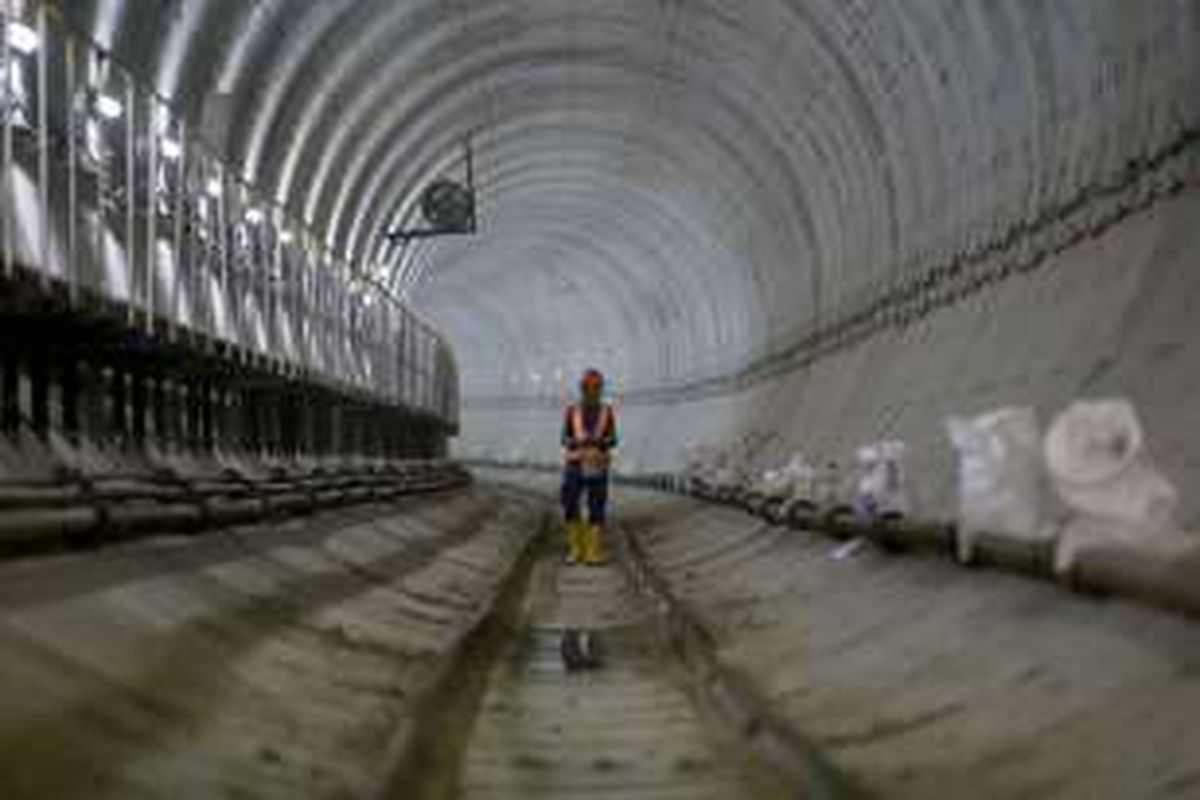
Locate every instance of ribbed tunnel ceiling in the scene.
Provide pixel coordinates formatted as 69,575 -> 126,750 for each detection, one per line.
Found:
63,0 -> 1199,406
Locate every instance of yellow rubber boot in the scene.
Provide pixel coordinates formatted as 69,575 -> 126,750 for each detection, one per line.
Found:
564,520 -> 586,565
584,523 -> 606,565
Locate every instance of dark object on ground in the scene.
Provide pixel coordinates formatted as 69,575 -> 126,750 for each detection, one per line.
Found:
560,628 -> 602,671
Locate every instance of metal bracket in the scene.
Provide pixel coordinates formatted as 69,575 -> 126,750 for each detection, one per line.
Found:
384,135 -> 478,243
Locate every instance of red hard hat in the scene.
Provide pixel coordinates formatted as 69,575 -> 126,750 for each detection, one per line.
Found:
580,369 -> 605,389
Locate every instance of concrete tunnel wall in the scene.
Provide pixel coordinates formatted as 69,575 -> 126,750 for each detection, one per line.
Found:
457,188 -> 1200,529
53,2 -> 1200,524
419,2 -> 1200,529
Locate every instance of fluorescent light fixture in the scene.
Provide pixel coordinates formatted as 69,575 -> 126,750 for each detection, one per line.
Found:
206,178 -> 223,197
5,21 -> 39,55
245,208 -> 264,225
95,94 -> 123,120
7,61 -> 21,95
159,137 -> 182,161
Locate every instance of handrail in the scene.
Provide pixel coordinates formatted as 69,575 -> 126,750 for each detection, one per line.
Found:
1,1 -> 459,424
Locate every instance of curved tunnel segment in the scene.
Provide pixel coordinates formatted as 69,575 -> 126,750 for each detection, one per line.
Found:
44,0 -> 1200,493
1,1 -> 1199,797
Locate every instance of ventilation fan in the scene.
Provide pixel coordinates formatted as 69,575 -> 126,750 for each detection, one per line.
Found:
385,138 -> 478,242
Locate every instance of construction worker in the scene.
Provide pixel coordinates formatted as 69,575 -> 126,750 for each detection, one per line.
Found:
561,368 -> 618,565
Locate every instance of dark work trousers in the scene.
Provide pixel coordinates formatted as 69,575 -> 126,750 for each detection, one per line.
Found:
561,463 -> 610,525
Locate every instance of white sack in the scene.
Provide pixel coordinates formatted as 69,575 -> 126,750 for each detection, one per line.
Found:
946,407 -> 1047,562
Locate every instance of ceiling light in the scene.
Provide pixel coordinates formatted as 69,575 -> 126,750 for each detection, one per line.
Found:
159,137 -> 182,161
206,178 -> 223,198
95,94 -> 123,120
5,22 -> 39,55
245,208 -> 264,225
279,230 -> 294,245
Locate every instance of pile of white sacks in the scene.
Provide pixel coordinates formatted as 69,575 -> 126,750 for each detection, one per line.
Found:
683,438 -> 757,496
949,398 -> 1191,573
683,397 -> 1194,572
684,438 -> 906,519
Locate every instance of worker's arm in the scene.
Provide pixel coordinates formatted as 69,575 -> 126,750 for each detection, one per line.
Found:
599,409 -> 618,450
561,408 -> 577,449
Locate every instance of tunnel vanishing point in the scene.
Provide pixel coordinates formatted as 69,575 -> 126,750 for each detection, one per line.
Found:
0,2 -> 1199,798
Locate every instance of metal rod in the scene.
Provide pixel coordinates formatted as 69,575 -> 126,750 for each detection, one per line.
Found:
146,95 -> 157,334
383,226 -> 475,243
171,120 -> 185,338
124,72 -> 135,326
2,8 -> 12,280
36,4 -> 48,290
0,349 -> 17,434
465,132 -> 477,232
66,34 -> 77,305
263,206 -> 272,359
218,171 -> 228,344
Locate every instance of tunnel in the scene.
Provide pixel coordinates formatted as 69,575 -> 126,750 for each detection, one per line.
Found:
1,1 -> 1199,797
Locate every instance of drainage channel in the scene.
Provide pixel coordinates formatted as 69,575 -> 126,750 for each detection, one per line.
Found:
386,519 -> 833,799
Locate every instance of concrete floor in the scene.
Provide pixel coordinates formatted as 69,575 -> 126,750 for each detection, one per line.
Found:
2,472 -> 1199,796
616,487 -> 1200,799
453,553 -> 791,800
0,476 -> 804,800
0,487 -> 543,799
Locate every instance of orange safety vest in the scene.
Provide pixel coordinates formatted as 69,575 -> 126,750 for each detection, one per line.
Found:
563,404 -> 614,469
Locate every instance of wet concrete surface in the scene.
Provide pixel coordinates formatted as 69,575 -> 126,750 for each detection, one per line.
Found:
460,559 -> 792,799
617,489 -> 1200,800
481,470 -> 1200,798
0,486 -> 544,799
402,531 -> 795,799
10,468 -> 1196,798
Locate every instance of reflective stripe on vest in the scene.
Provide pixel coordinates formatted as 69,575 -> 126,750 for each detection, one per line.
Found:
570,404 -> 612,442
564,404 -> 613,466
